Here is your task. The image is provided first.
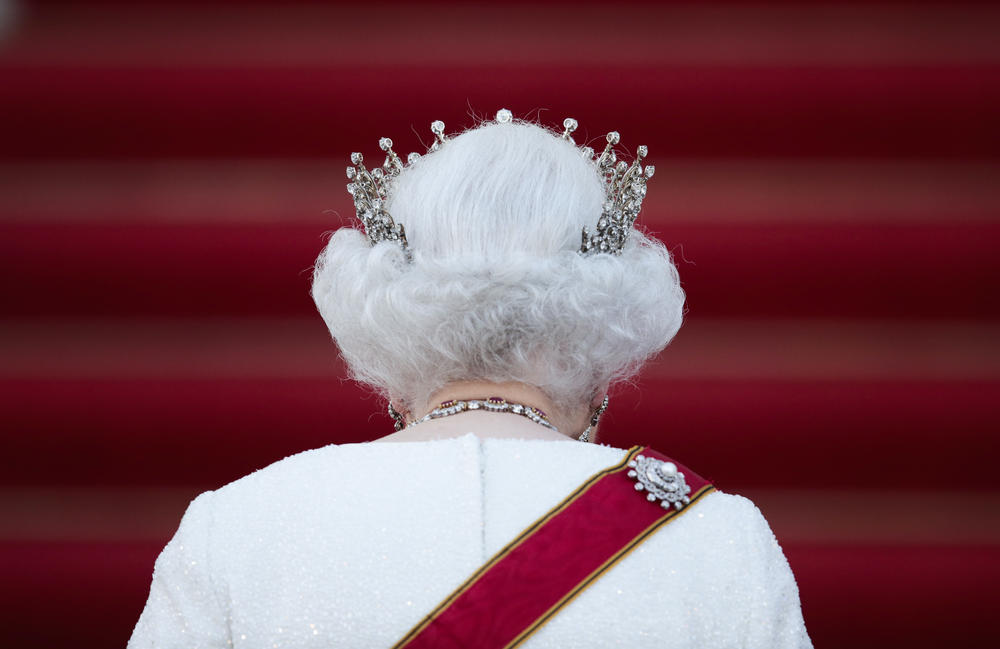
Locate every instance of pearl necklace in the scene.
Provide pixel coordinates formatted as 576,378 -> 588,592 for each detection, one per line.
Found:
406,396 -> 560,433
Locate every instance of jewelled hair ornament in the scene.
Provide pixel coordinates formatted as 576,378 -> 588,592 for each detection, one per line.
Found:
345,108 -> 654,259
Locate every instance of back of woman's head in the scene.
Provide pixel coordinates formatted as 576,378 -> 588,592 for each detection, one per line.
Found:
310,118 -> 685,412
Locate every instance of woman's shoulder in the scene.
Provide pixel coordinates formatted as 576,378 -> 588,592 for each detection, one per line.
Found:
206,442 -> 339,502
205,434 -> 497,508
701,489 -> 770,520
694,489 -> 782,549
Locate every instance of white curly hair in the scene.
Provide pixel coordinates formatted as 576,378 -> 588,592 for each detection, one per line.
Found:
310,118 -> 685,413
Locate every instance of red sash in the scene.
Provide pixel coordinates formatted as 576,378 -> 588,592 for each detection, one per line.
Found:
392,446 -> 714,649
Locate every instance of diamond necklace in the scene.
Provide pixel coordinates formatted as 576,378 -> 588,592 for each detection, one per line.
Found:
406,396 -> 559,433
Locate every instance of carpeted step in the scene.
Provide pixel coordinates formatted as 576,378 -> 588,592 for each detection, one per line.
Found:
1,65 -> 998,159
2,221 -> 996,318
2,159 -> 998,225
3,3 -> 999,160
1,376 -> 995,489
785,543 -> 1000,649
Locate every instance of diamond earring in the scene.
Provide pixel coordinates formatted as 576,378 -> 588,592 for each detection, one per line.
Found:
578,395 -> 609,443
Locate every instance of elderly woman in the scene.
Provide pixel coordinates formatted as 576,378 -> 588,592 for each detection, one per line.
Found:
128,110 -> 812,648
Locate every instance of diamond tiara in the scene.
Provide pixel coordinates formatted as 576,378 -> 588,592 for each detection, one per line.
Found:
345,108 -> 654,259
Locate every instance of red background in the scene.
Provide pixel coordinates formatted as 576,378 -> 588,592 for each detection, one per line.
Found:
1,1 -> 998,647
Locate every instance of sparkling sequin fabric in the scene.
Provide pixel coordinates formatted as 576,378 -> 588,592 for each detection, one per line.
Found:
128,434 -> 812,648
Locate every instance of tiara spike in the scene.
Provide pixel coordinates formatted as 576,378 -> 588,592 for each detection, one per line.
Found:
595,132 -> 619,173
620,145 -> 647,189
608,160 -> 626,193
380,137 -> 404,176
429,120 -> 447,151
561,117 -> 578,142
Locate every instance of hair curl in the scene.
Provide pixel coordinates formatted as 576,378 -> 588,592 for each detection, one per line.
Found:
310,120 -> 684,412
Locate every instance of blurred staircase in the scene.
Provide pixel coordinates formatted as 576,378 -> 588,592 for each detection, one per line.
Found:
1,2 -> 998,647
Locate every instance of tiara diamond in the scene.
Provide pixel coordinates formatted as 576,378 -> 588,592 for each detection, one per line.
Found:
345,108 -> 654,259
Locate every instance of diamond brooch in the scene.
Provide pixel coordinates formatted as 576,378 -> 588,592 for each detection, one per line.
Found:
627,455 -> 692,511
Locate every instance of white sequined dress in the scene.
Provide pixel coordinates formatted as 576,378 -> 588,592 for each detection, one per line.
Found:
128,433 -> 812,648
